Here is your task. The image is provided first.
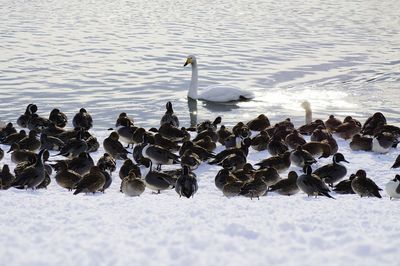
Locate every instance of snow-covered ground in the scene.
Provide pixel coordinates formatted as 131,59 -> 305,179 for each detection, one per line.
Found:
1,124 -> 399,266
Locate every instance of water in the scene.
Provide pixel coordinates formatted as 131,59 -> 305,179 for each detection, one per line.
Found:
1,0 -> 399,129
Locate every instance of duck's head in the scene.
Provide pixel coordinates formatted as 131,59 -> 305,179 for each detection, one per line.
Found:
184,55 -> 197,67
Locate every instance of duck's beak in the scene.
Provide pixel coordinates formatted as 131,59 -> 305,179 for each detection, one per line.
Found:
343,159 -> 350,163
184,58 -> 192,67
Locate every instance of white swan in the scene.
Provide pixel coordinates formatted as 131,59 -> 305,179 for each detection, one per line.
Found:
184,55 -> 255,102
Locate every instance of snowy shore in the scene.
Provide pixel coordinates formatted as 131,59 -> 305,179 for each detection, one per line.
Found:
1,126 -> 399,266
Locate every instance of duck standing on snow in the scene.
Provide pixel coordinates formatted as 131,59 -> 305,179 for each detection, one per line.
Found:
160,101 -> 179,127
372,132 -> 397,154
296,165 -> 334,199
385,175 -> 400,200
175,166 -> 198,198
121,171 -> 146,197
73,166 -> 106,195
268,171 -> 299,196
313,153 -> 349,187
184,55 -> 255,102
351,169 -> 382,198
73,108 -> 93,130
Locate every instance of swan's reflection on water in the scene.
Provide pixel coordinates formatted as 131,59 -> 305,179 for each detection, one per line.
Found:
187,98 -> 243,127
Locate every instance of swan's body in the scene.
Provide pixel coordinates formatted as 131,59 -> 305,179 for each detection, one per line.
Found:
184,55 -> 255,102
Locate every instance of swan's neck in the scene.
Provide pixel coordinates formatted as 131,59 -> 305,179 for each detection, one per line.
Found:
188,62 -> 198,99
304,107 -> 312,124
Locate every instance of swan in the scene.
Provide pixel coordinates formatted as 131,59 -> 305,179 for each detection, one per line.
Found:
184,55 -> 255,102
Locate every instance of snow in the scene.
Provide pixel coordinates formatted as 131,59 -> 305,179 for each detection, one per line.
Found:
1,127 -> 400,266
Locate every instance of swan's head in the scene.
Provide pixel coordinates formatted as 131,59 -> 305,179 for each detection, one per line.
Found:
184,55 -> 197,67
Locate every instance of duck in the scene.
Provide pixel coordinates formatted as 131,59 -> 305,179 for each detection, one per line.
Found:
103,132 -> 131,160
0,165 -> 16,190
17,104 -> 36,128
41,123 -> 66,137
160,101 -> 179,127
385,175 -> 400,200
193,128 -> 218,143
0,122 -> 17,139
349,134 -> 372,151
115,112 -> 134,127
290,146 -> 317,167
27,113 -> 51,132
158,123 -> 187,141
144,161 -> 176,193
310,127 -> 331,142
298,119 -> 325,136
56,130 -> 88,158
142,134 -> 180,170
215,169 -> 235,191
184,55 -> 255,102
246,114 -> 270,131
267,135 -> 288,156
175,166 -> 198,198
85,132 -> 100,153
219,153 -> 246,171
72,108 -> 93,130
17,130 -> 41,151
361,112 -> 386,136
57,152 -> 94,176
197,117 -> 221,133
0,147 -> 3,161
222,174 -> 244,197
154,133 -> 181,152
232,122 -> 251,139
7,143 -> 36,163
180,141 -> 215,161
224,134 -> 241,149
239,176 -> 268,200
53,161 -> 82,191
194,136 -> 216,152
324,115 -> 342,132
313,153 -> 349,186
255,151 -> 291,173
296,165 -> 334,199
99,169 -> 112,193
180,151 -> 202,170
333,174 -> 356,194
73,166 -> 106,195
115,125 -> 138,148
391,154 -> 400,168
217,125 -> 232,144
302,141 -> 331,158
372,132 -> 397,154
12,149 -> 47,189
351,169 -> 382,198
232,163 -> 255,182
250,131 -> 269,151
285,130 -> 306,150
121,171 -> 146,196
209,138 -> 250,165
97,153 -> 117,174
268,171 -> 299,196
254,167 -> 282,187
322,136 -> 338,155
334,117 -> 361,140
40,133 -> 65,151
49,108 -> 68,128
119,159 -> 141,179
0,129 -> 27,145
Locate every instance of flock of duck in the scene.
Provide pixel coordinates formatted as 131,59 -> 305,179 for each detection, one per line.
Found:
0,101 -> 400,200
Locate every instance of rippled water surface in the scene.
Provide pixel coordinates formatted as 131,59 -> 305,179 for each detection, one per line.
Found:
1,0 -> 399,129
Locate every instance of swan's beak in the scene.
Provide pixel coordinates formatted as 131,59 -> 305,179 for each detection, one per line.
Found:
184,58 -> 192,67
